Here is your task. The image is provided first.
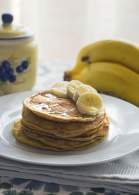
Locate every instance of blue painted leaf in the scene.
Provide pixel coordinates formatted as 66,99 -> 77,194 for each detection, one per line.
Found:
69,192 -> 84,195
44,182 -> 59,193
2,190 -> 17,195
19,190 -> 33,195
90,188 -> 105,193
0,182 -> 12,189
61,184 -> 79,192
25,180 -> 43,191
105,191 -> 121,195
86,192 -> 97,195
10,178 -> 28,185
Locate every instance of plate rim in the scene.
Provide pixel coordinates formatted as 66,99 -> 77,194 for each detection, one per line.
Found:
0,90 -> 139,166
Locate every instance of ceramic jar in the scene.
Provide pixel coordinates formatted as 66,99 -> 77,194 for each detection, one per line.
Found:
0,13 -> 37,95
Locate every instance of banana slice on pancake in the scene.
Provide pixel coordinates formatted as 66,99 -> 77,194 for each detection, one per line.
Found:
73,84 -> 97,102
76,92 -> 104,115
48,81 -> 69,98
67,80 -> 82,99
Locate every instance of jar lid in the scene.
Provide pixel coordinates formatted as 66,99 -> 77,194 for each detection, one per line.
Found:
0,13 -> 33,40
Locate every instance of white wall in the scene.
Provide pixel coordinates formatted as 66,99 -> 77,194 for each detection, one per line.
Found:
0,0 -> 20,24
19,0 -> 88,64
1,0 -> 139,65
86,0 -> 117,43
115,0 -> 139,44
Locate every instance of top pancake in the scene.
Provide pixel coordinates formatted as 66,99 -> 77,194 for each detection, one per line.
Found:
24,91 -> 105,122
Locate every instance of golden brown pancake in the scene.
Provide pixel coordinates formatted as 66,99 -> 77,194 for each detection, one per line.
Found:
12,119 -> 108,151
24,92 -> 105,122
12,90 -> 109,151
22,106 -> 105,138
22,114 -> 108,142
12,121 -> 61,151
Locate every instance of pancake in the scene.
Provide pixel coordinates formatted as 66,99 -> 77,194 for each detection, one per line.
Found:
13,125 -> 105,151
21,122 -> 99,141
12,119 -> 108,151
22,106 -> 105,138
23,105 -> 105,132
12,84 -> 109,151
24,92 -> 105,122
12,122 -> 61,151
21,114 -> 109,142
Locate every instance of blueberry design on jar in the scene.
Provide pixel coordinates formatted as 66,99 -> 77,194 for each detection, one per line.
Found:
0,59 -> 29,83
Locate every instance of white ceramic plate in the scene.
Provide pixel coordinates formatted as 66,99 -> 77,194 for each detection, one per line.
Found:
0,91 -> 139,166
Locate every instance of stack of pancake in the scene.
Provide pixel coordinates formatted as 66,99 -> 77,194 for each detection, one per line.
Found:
13,90 -> 109,151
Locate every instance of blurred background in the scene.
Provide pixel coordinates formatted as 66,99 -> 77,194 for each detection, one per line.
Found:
1,0 -> 139,65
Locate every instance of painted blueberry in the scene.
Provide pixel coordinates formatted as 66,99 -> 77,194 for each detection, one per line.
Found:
16,65 -> 24,73
0,75 -> 7,81
8,67 -> 14,75
21,60 -> 29,70
0,65 -> 6,73
8,74 -> 16,82
0,65 -> 7,81
0,72 -> 9,81
1,60 -> 11,71
2,13 -> 13,24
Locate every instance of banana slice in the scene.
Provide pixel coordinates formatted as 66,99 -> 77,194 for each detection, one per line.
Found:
67,80 -> 82,99
49,81 -> 69,98
73,84 -> 97,102
76,92 -> 104,115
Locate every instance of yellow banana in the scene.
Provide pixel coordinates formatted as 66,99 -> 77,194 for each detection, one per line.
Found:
67,62 -> 139,106
64,40 -> 139,106
64,40 -> 139,80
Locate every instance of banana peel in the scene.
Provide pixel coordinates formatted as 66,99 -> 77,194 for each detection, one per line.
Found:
64,40 -> 139,106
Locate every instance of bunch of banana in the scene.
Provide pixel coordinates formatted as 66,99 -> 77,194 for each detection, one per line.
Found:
64,40 -> 139,106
